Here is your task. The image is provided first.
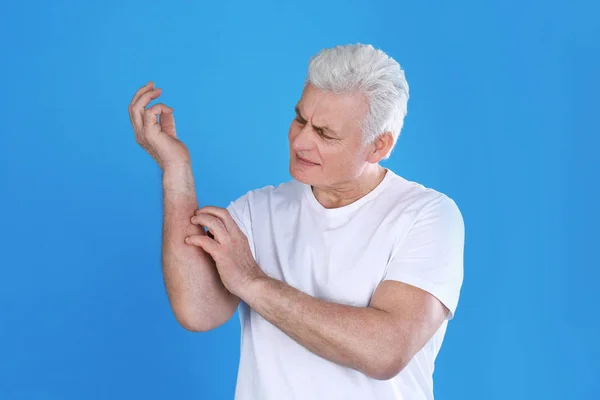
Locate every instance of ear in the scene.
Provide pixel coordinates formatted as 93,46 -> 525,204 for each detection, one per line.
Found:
367,132 -> 395,163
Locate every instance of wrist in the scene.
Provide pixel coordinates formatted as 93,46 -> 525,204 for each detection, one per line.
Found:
239,271 -> 271,306
162,164 -> 195,194
162,161 -> 192,175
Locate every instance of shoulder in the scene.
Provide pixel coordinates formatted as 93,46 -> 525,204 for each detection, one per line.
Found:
383,170 -> 464,228
228,178 -> 302,208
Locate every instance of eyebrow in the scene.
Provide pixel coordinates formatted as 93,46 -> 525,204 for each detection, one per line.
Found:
295,105 -> 337,137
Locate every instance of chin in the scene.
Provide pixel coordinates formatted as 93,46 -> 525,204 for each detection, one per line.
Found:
289,162 -> 303,182
289,160 -> 314,185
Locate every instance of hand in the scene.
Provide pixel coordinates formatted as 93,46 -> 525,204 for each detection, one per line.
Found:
185,206 -> 266,298
128,81 -> 191,170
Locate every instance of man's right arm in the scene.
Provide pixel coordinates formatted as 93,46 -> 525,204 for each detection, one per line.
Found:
161,166 -> 240,331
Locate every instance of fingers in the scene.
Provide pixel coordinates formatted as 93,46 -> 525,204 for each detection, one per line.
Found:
191,213 -> 228,243
130,86 -> 162,130
147,103 -> 173,115
130,81 -> 154,107
185,234 -> 219,255
129,82 -> 154,126
160,107 -> 177,138
143,103 -> 173,132
194,206 -> 237,232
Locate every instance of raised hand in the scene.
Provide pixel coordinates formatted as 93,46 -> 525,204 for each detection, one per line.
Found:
128,81 -> 190,170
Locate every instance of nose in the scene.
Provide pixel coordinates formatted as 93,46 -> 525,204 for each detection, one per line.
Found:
290,125 -> 315,152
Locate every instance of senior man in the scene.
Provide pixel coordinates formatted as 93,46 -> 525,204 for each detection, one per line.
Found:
128,44 -> 464,400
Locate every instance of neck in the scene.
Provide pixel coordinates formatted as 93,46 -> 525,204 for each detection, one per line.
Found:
312,165 -> 388,209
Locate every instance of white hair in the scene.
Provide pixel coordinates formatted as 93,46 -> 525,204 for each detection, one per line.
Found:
305,43 -> 410,159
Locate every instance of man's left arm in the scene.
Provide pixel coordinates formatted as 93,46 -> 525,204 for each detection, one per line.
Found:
241,194 -> 464,380
241,275 -> 449,380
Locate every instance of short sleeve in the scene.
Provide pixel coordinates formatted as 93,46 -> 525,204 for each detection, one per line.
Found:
226,192 -> 256,260
382,194 -> 465,320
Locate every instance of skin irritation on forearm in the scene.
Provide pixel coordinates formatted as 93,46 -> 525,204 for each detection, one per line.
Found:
244,276 -> 405,380
161,167 -> 234,330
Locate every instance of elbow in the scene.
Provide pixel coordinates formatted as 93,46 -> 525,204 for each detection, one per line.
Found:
364,354 -> 410,381
168,294 -> 238,332
173,309 -> 223,333
177,317 -> 212,333
369,364 -> 407,381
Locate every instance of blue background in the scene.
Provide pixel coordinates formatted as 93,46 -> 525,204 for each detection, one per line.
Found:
1,0 -> 598,398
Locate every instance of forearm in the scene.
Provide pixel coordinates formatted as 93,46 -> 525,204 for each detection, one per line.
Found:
161,166 -> 238,330
243,276 -> 400,379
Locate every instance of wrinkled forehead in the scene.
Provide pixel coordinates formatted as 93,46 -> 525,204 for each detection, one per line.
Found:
297,84 -> 369,135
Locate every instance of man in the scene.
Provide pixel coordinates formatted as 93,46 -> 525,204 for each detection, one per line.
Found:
128,44 -> 464,400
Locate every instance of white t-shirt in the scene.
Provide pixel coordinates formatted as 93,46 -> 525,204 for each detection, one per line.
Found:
226,168 -> 464,400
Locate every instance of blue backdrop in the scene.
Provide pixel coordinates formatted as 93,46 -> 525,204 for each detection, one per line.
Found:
1,0 -> 598,399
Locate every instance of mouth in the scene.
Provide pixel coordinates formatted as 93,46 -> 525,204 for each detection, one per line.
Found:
296,154 -> 320,166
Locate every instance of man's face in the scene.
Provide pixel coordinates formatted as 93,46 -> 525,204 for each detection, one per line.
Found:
288,84 -> 372,187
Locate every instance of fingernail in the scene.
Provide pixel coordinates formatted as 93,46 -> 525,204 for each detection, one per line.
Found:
185,237 -> 190,243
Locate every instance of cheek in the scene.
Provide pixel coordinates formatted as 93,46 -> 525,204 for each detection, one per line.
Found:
318,144 -> 344,167
288,124 -> 298,143
324,143 -> 361,170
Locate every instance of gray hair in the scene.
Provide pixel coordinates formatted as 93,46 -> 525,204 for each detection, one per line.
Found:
305,44 -> 410,159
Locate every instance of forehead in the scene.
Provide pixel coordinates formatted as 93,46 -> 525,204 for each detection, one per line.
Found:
297,84 -> 369,133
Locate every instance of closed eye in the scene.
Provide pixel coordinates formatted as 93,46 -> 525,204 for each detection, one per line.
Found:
315,127 -> 334,140
294,106 -> 336,140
